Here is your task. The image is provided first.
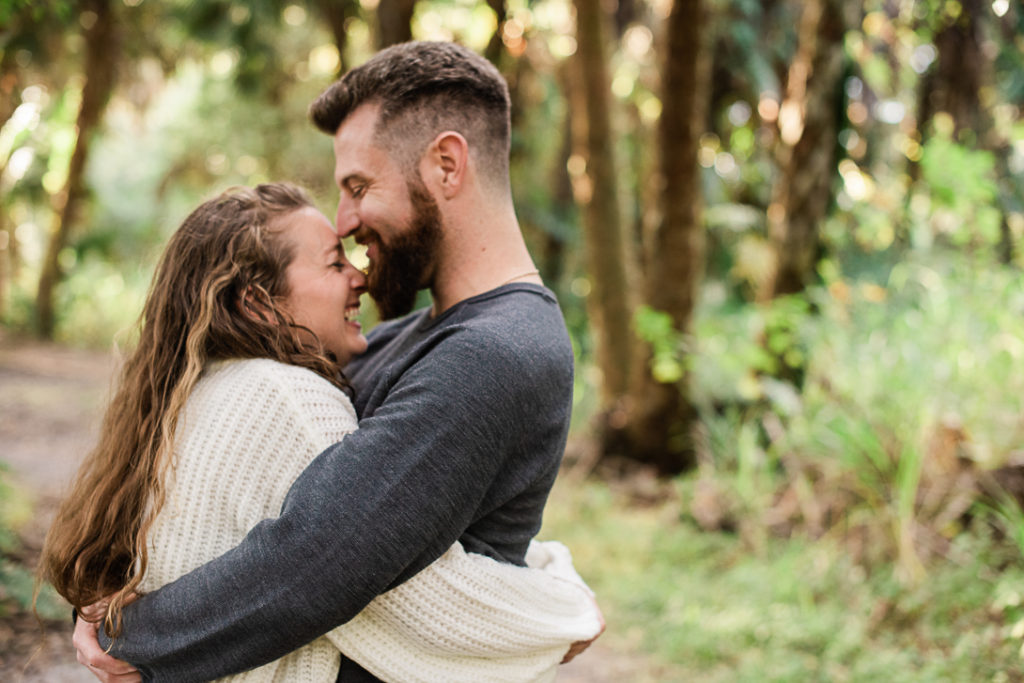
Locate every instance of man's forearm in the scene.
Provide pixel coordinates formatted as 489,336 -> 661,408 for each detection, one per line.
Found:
99,515 -> 397,680
99,422 -> 497,681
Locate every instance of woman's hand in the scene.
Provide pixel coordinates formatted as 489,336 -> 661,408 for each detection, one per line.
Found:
73,597 -> 141,683
561,599 -> 606,664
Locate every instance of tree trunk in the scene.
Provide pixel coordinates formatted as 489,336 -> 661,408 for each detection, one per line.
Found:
924,0 -> 985,140
0,228 -> 7,319
484,0 -> 507,66
764,0 -> 851,299
919,0 -> 1015,262
603,0 -> 709,475
35,0 -> 119,338
569,0 -> 636,405
0,53 -> 22,135
544,99 -> 574,291
613,0 -> 639,36
531,63 -> 576,297
0,207 -> 9,319
0,46 -> 17,319
314,0 -> 358,74
376,0 -> 416,49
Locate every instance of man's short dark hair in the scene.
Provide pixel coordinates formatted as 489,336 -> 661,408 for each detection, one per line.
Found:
310,41 -> 511,184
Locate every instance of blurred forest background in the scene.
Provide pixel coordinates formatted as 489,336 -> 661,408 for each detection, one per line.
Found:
3,0 -> 1024,679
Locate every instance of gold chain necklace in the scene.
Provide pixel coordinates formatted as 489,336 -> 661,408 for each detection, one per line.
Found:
499,269 -> 540,287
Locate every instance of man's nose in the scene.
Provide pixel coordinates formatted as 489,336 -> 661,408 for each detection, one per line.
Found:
336,197 -> 359,238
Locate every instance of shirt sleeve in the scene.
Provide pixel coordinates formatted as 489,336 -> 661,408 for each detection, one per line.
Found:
101,335 -> 555,682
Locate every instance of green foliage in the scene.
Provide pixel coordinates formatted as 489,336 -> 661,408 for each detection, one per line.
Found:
0,463 -> 65,620
822,133 -> 1006,260
0,463 -> 20,555
0,0 -> 73,27
542,477 -> 1024,680
920,137 -> 996,208
979,492 -> 1024,564
916,135 -> 1000,249
0,559 -> 67,621
689,291 -> 813,409
1,0 -> 345,340
670,256 -> 1024,579
52,257 -> 148,347
633,306 -> 688,384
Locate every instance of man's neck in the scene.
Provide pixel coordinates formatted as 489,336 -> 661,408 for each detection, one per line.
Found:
427,209 -> 540,316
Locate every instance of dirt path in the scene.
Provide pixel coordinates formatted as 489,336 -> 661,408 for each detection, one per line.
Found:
0,336 -> 644,682
0,336 -> 112,682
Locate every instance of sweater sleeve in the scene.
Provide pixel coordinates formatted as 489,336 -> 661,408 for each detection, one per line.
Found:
325,540 -> 602,683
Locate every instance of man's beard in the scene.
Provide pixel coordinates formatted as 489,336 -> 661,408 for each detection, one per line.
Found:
363,178 -> 443,320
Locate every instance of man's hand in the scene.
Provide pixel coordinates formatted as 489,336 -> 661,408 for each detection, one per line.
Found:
73,597 -> 141,683
561,601 -> 606,664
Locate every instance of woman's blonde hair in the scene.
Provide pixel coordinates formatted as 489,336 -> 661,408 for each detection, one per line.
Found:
40,183 -> 346,637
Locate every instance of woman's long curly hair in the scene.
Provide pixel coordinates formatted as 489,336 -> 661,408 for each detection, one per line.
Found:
39,183 -> 347,638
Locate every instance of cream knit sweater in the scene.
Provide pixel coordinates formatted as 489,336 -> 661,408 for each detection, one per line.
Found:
141,358 -> 602,683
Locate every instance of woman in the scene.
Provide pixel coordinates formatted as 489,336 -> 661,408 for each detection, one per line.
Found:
40,183 -> 601,682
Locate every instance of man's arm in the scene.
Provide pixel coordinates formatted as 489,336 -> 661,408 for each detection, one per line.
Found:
96,336 -> 555,681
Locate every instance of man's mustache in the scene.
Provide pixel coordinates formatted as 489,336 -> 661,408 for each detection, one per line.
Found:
351,225 -> 378,246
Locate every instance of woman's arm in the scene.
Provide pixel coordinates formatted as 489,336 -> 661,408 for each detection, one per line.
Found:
323,540 -> 603,683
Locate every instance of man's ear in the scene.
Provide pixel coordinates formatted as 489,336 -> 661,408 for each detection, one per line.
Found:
422,131 -> 469,200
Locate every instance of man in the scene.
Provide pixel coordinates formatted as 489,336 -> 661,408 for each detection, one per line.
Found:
76,41 -> 591,682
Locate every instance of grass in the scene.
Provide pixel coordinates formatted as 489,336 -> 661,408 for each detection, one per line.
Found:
0,467 -> 66,621
540,473 -> 1024,682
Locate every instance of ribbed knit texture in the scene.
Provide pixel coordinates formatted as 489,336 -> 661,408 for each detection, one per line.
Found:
141,358 -> 601,682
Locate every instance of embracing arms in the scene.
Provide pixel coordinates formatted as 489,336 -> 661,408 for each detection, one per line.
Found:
326,540 -> 603,682
90,335 -> 571,681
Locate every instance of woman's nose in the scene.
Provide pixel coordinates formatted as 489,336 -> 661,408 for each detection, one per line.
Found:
351,266 -> 367,291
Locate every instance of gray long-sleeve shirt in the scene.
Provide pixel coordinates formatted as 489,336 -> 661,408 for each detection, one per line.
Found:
99,283 -> 574,682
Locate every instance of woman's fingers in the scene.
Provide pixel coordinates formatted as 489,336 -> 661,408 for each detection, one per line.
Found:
73,615 -> 140,680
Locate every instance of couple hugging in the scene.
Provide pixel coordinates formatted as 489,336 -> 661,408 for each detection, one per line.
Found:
41,41 -> 604,682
